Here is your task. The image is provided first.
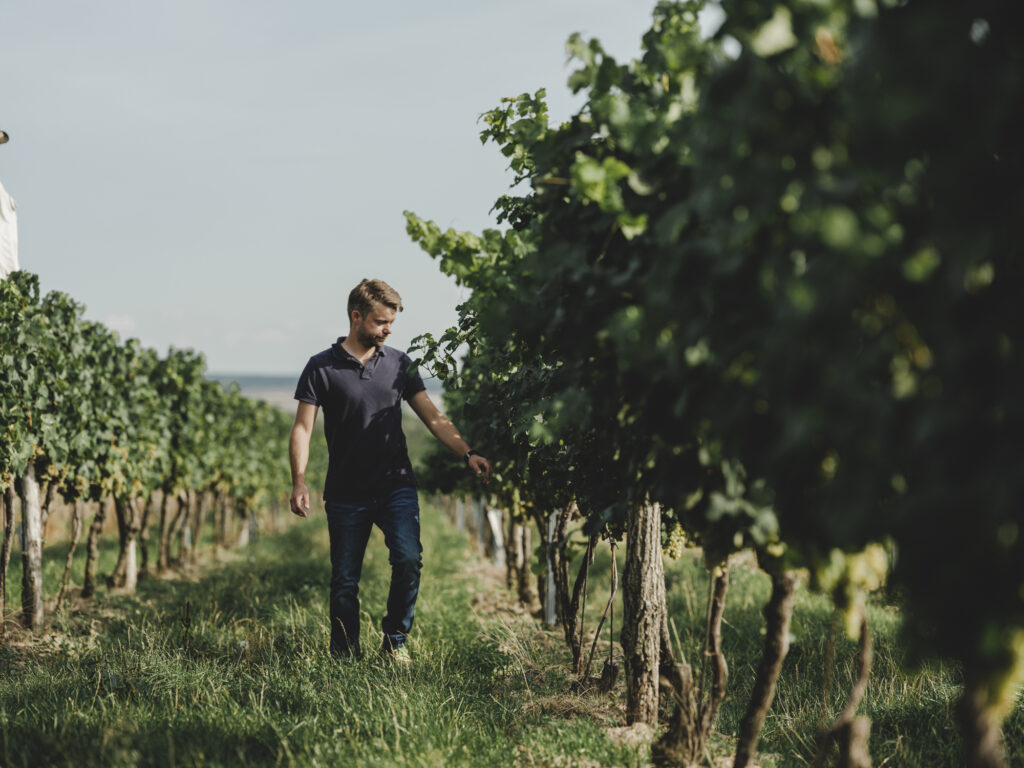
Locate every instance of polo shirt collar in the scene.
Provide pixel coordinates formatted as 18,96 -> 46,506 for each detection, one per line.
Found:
332,336 -> 386,366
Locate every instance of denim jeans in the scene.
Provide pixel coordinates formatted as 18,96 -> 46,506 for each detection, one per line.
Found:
324,487 -> 422,658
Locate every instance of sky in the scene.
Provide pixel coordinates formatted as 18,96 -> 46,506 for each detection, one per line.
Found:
0,1 -> 685,376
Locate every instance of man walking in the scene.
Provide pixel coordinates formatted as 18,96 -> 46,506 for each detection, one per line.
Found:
289,278 -> 491,662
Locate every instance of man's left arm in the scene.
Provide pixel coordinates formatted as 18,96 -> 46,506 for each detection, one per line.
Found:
407,390 -> 492,482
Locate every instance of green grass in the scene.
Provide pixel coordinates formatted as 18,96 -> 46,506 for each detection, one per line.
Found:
569,542 -> 1024,766
0,502 -> 642,768
662,555 -> 968,766
3,501 -> 1023,767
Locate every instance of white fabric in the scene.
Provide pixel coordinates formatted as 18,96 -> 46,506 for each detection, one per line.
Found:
0,178 -> 18,279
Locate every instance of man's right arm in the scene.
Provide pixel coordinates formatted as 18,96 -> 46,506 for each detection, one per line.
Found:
289,401 -> 319,518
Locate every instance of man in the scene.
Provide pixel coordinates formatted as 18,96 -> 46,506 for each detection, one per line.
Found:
289,278 -> 491,663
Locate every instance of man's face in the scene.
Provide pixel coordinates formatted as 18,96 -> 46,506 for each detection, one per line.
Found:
352,304 -> 397,348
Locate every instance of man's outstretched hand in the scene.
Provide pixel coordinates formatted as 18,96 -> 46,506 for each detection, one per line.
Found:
290,482 -> 311,518
468,454 -> 493,484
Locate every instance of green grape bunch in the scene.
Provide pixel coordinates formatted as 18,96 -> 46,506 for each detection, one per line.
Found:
663,520 -> 687,560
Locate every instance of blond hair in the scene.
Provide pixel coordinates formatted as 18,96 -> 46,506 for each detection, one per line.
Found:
347,279 -> 403,320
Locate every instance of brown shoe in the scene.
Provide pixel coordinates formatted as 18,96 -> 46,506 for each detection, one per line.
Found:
382,644 -> 413,665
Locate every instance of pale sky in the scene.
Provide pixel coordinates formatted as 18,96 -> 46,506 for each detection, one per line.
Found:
0,1 -> 681,375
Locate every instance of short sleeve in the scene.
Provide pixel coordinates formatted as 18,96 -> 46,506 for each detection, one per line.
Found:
402,359 -> 427,402
294,358 -> 321,405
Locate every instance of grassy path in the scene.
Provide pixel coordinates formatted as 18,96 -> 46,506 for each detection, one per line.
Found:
2,497 -> 1022,766
0,501 -> 637,768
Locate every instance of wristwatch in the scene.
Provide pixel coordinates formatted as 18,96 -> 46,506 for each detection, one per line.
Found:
464,449 -> 480,465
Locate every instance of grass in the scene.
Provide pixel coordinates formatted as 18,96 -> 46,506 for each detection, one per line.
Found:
663,555 -> 966,766
2,497 -> 1022,767
568,540 -> 1024,766
0,502 -> 641,768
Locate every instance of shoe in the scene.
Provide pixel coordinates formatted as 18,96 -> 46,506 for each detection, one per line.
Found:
382,644 -> 414,665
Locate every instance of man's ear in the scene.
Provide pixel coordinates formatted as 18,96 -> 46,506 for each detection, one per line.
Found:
349,309 -> 362,325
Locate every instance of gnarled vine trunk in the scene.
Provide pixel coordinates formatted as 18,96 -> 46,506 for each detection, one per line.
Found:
167,491 -> 190,563
654,558 -> 730,766
621,503 -> 665,725
545,501 -> 597,671
39,481 -> 56,540
957,673 -> 1007,768
558,531 -> 597,673
734,570 -> 799,767
814,610 -> 874,768
505,515 -> 517,590
19,462 -> 44,630
549,506 -> 572,623
185,490 -> 206,565
508,519 -> 535,607
1,486 -> 17,635
138,492 -> 158,576
108,496 -> 142,591
216,492 -> 230,550
170,490 -> 193,565
55,499 -> 85,611
654,610 -> 700,764
703,563 -> 730,721
82,497 -> 110,599
157,490 -> 174,571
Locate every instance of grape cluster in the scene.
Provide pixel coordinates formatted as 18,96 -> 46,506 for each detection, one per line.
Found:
663,522 -> 687,560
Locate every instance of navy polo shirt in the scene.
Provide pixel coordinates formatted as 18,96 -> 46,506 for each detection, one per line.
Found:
294,337 -> 426,502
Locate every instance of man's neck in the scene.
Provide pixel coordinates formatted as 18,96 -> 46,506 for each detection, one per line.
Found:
340,333 -> 378,364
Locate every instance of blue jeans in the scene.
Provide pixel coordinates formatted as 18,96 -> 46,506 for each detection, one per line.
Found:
324,487 -> 422,658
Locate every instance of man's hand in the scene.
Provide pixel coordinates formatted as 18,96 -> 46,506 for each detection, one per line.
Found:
289,402 -> 318,519
468,454 -> 493,484
290,482 -> 311,518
